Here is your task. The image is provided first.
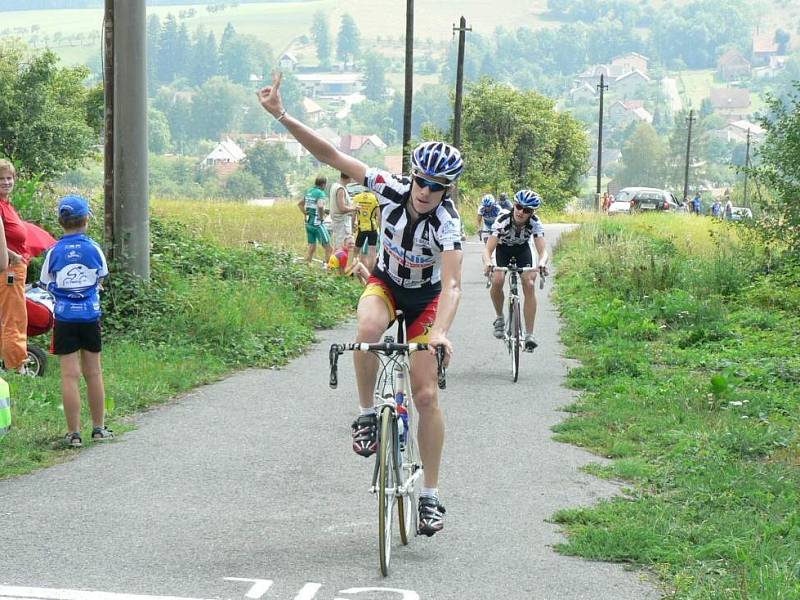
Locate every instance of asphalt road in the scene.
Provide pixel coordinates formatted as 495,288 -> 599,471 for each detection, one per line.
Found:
0,224 -> 661,600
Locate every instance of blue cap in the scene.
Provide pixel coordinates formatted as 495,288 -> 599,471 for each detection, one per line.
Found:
58,195 -> 91,218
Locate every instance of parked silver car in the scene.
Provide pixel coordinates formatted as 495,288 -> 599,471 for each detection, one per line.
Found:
617,187 -> 682,212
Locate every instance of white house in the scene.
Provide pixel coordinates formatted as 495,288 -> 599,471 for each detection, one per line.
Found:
711,120 -> 766,144
278,52 -> 299,72
612,69 -> 651,98
203,137 -> 246,167
302,97 -> 325,124
610,52 -> 650,75
262,134 -> 308,160
569,82 -> 597,102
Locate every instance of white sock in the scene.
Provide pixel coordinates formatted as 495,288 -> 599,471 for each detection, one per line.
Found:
420,487 -> 438,499
360,406 -> 376,416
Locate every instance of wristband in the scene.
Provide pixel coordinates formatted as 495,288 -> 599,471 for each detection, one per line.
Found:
275,110 -> 287,122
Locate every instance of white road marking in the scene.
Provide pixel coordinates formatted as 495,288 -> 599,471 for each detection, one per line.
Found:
292,583 -> 322,600
223,578 -> 273,599
335,588 -> 420,600
0,586 -> 213,600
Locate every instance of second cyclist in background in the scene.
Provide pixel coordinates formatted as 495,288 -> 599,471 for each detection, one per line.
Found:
476,194 -> 500,243
497,192 -> 513,212
482,190 -> 548,352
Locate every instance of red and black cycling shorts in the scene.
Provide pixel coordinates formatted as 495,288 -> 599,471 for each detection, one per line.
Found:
360,272 -> 440,343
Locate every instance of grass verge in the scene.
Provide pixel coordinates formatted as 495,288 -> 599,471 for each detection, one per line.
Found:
550,213 -> 800,598
1,203 -> 362,479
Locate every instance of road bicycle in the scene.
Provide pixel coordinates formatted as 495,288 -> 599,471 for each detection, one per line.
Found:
328,313 -> 446,576
491,258 -> 546,382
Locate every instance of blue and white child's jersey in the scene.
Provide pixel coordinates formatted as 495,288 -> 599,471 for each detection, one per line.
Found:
478,203 -> 501,229
40,233 -> 108,322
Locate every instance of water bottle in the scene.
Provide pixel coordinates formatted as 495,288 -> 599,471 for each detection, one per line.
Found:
394,363 -> 408,449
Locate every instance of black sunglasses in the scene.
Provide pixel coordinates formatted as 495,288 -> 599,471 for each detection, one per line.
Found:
413,175 -> 449,193
514,203 -> 534,214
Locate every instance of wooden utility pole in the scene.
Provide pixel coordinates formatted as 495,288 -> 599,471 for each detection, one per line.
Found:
683,109 -> 696,204
451,16 -> 471,150
103,0 -> 114,258
595,74 -> 608,210
450,16 -> 471,207
402,0 -> 414,174
743,128 -> 751,207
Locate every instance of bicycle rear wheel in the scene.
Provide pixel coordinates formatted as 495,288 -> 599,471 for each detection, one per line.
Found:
509,300 -> 521,382
377,406 -> 397,576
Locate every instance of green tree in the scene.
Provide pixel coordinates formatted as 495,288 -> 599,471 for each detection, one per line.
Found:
461,78 -> 588,207
616,122 -> 666,188
146,14 -> 162,92
190,76 -> 247,141
750,83 -> 800,255
362,51 -> 387,101
311,11 -> 331,68
148,106 -> 172,154
336,13 -> 360,68
190,28 -> 219,86
225,169 -> 264,199
0,43 -> 96,179
244,141 -> 292,196
157,13 -> 181,83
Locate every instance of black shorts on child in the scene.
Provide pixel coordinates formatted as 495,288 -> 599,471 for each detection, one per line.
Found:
51,320 -> 102,355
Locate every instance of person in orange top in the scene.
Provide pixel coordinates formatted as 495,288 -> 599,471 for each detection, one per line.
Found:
0,159 -> 30,374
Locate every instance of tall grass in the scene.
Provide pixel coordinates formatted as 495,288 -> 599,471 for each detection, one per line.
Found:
1,200 -> 362,479
551,214 -> 800,598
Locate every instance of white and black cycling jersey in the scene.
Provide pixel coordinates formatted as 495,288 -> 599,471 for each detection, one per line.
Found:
364,167 -> 462,289
490,209 -> 544,246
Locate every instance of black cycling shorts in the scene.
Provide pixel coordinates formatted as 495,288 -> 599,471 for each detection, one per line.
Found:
51,320 -> 102,355
355,230 -> 378,248
495,243 -> 533,268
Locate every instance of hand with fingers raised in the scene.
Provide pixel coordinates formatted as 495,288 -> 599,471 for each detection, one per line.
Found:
257,71 -> 286,121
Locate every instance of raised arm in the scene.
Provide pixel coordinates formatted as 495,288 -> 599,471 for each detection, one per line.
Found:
258,72 -> 367,184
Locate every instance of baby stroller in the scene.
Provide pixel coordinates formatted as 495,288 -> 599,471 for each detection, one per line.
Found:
23,284 -> 55,376
0,284 -> 55,376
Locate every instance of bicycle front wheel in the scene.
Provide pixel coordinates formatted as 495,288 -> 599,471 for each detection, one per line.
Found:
509,299 -> 521,382
397,414 -> 418,545
378,406 -> 397,576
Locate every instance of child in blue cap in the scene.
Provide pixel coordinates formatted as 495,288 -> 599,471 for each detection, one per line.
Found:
40,195 -> 111,448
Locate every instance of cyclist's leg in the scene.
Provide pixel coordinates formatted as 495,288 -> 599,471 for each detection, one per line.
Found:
404,296 -> 443,490
521,270 -> 537,334
354,281 -> 394,409
409,350 -> 443,488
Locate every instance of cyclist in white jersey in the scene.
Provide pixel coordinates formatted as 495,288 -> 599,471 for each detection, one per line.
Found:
482,190 -> 548,351
258,72 -> 463,537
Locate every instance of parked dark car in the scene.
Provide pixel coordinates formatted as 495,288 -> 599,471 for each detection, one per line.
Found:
618,187 -> 682,212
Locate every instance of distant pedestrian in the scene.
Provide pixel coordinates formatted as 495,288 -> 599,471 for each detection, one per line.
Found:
691,192 -> 702,215
40,195 -> 111,448
352,186 -> 380,272
601,192 -> 612,213
724,198 -> 733,220
298,175 -> 333,265
711,198 -> 721,218
329,172 -> 357,248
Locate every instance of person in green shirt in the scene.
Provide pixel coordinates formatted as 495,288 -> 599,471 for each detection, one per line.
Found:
297,174 -> 333,265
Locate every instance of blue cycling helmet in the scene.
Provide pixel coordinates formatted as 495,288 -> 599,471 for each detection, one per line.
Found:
410,141 -> 464,182
514,189 -> 541,209
481,194 -> 496,208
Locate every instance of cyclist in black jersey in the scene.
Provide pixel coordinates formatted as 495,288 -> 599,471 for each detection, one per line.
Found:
259,73 -> 462,537
482,190 -> 549,351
